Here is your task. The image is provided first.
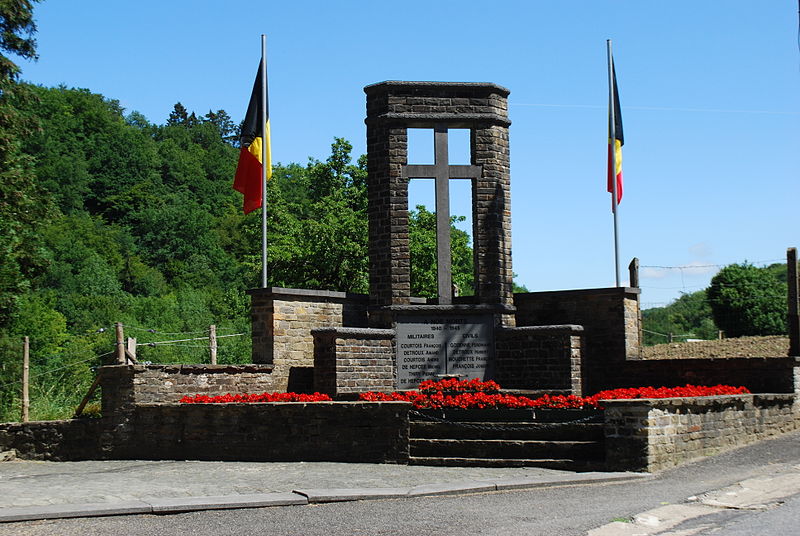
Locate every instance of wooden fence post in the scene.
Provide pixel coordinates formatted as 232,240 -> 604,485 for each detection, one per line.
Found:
115,322 -> 125,365
126,337 -> 137,364
209,325 -> 217,365
22,336 -> 29,423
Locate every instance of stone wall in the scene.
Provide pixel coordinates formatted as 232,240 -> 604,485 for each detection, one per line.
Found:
604,394 -> 800,472
116,401 -> 410,464
100,364 -> 278,414
1,402 -> 411,464
0,419 -> 103,461
248,287 -> 369,391
313,327 -> 395,396
515,287 -> 641,394
494,325 -> 584,394
606,357 -> 800,395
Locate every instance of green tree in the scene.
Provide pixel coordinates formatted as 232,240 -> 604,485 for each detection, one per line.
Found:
0,0 -> 39,82
203,109 -> 237,145
17,85 -> 163,217
707,263 -> 787,337
0,0 -> 49,326
409,205 -> 474,298
642,290 -> 717,345
166,102 -> 189,126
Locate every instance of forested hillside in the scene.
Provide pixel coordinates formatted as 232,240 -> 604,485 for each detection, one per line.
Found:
0,81 -> 478,421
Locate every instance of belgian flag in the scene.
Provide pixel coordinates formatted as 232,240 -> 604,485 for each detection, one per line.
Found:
607,59 -> 623,206
233,60 -> 271,214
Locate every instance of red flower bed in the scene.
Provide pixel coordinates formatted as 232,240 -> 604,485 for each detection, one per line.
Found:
358,380 -> 750,410
180,392 -> 332,404
178,381 -> 750,409
418,378 -> 500,394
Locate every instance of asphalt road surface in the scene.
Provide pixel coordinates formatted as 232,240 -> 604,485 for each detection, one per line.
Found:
3,430 -> 799,535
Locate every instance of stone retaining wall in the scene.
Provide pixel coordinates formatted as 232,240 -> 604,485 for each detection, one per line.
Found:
114,401 -> 410,464
4,395 -> 800,471
494,325 -> 584,394
313,328 -> 395,396
604,394 -> 800,472
100,364 -> 278,415
515,287 -> 641,394
606,357 -> 800,395
248,287 -> 369,391
0,418 -> 102,461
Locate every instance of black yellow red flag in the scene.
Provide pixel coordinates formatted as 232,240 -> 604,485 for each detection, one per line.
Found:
233,60 -> 271,214
607,59 -> 623,205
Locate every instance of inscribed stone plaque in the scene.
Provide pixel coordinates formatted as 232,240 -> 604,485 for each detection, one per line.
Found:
395,314 -> 494,390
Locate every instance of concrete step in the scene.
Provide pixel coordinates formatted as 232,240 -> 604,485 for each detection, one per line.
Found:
408,456 -> 606,471
410,438 -> 604,460
410,421 -> 605,441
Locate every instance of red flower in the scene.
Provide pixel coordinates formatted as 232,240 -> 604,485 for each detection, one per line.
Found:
180,381 -> 750,410
179,392 -> 332,404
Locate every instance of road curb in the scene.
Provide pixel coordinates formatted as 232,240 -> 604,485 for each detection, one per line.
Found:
0,471 -> 648,523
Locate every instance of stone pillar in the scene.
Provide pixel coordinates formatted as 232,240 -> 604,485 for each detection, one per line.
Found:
365,122 -> 410,312
788,248 -> 799,357
472,123 -> 513,318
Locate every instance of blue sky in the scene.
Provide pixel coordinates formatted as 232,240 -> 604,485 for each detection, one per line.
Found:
18,0 -> 800,307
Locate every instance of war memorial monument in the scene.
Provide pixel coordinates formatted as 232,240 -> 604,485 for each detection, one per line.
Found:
1,81 -> 798,473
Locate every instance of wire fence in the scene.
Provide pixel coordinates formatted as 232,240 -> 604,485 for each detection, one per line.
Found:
0,322 -> 250,422
637,256 -> 793,346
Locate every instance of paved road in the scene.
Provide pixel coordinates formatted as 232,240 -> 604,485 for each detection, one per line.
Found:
1,430 -> 799,535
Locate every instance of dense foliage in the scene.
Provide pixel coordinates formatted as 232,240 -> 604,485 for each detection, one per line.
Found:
642,290 -> 718,345
642,263 -> 788,345
0,83 -> 478,421
707,263 -> 787,338
0,1 -> 479,422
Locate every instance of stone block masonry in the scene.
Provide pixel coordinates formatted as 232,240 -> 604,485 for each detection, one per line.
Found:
604,394 -> 800,472
121,402 -> 410,464
248,287 -> 369,391
515,287 -> 641,394
0,419 -> 103,461
313,327 -> 395,396
494,325 -> 584,395
364,81 -> 515,325
100,364 -> 277,415
0,402 -> 411,464
610,357 -> 800,395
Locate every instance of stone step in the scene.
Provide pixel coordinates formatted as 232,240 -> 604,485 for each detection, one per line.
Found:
410,421 -> 605,441
411,408 -> 602,423
409,438 -> 604,460
408,456 -> 606,471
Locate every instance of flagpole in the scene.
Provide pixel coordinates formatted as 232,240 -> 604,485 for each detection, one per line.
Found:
607,39 -> 621,287
260,34 -> 269,288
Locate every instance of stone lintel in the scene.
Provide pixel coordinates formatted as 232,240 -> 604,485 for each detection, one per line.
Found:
247,286 -> 369,303
376,304 -> 516,316
516,287 -> 641,299
499,325 -> 585,334
365,113 -> 511,129
364,80 -> 510,97
311,327 -> 395,338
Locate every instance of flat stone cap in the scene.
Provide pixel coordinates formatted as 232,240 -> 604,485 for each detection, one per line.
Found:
364,80 -> 510,97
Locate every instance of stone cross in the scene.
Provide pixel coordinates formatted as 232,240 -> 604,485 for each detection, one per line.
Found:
402,124 -> 481,305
